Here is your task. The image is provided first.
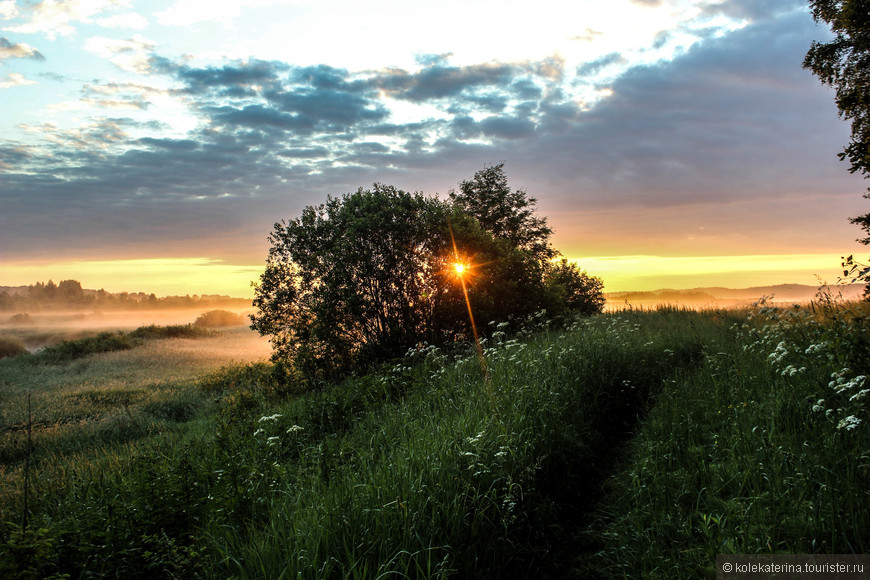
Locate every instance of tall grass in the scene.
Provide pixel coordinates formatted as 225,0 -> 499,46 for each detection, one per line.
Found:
0,327 -> 270,543
1,305 -> 867,578
581,297 -> 870,578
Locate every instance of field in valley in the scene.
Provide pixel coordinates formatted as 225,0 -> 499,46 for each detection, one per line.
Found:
0,298 -> 868,578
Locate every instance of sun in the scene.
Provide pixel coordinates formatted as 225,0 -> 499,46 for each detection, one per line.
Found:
453,262 -> 467,276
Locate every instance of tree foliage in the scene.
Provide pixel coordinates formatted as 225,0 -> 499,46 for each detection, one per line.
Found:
803,0 -> 870,244
449,162 -> 557,260
545,258 -> 607,316
252,167 -> 605,381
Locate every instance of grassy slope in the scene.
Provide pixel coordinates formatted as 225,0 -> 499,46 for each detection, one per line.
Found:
1,306 -> 868,578
579,302 -> 870,578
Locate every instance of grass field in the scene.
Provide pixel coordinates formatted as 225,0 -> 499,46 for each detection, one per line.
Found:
0,298 -> 868,578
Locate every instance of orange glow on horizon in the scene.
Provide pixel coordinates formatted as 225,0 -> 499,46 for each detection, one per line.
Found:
0,252 -> 861,300
0,258 -> 263,298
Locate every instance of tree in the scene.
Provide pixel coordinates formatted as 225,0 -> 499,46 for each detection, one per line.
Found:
804,1 -> 870,246
449,163 -> 557,261
252,168 -> 606,381
57,279 -> 86,305
252,185 -> 463,379
544,259 -> 606,317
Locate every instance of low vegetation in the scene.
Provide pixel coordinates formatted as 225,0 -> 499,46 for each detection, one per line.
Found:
0,294 -> 867,578
193,310 -> 247,328
30,325 -> 212,364
0,338 -> 26,359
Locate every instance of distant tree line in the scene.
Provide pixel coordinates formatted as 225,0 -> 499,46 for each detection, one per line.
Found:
0,279 -> 249,313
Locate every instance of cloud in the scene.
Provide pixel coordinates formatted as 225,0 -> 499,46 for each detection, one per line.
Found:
78,80 -> 167,109
278,146 -> 330,159
0,9 -> 861,264
19,118 -> 130,150
479,116 -> 536,139
83,80 -> 168,98
163,60 -> 390,135
81,97 -> 147,110
171,59 -> 289,97
83,34 -> 157,73
0,1 -> 18,19
373,61 -> 522,102
700,0 -> 805,21
96,12 -> 148,29
570,27 -> 603,42
0,72 -> 36,88
0,37 -> 45,61
155,0 -> 285,26
0,144 -> 32,170
577,53 -> 627,78
5,0 -> 130,39
502,9 -> 854,211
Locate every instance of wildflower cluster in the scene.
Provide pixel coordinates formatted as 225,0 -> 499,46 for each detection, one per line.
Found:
739,291 -> 869,436
253,413 -> 305,447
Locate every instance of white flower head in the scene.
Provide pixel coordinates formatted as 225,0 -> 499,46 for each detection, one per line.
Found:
837,416 -> 862,431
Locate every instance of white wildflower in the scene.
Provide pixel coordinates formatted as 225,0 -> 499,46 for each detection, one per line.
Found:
466,430 -> 485,445
781,365 -> 806,377
768,341 -> 789,364
805,342 -> 828,355
258,413 -> 282,422
837,416 -> 862,431
833,375 -> 866,394
849,389 -> 869,402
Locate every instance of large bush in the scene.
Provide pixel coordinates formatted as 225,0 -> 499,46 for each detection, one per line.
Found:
193,310 -> 246,327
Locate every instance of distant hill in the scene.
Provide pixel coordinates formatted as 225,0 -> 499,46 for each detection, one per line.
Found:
606,283 -> 866,307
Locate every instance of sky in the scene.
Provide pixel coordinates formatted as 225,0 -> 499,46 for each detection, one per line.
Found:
1,0 -> 868,297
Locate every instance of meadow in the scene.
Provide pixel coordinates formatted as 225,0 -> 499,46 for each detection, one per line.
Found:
0,296 -> 868,578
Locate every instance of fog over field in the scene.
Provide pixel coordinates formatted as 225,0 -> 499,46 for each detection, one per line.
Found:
0,307 -> 264,352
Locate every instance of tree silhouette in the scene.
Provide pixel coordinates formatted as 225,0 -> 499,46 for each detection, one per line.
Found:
252,167 -> 605,381
804,1 -> 870,256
